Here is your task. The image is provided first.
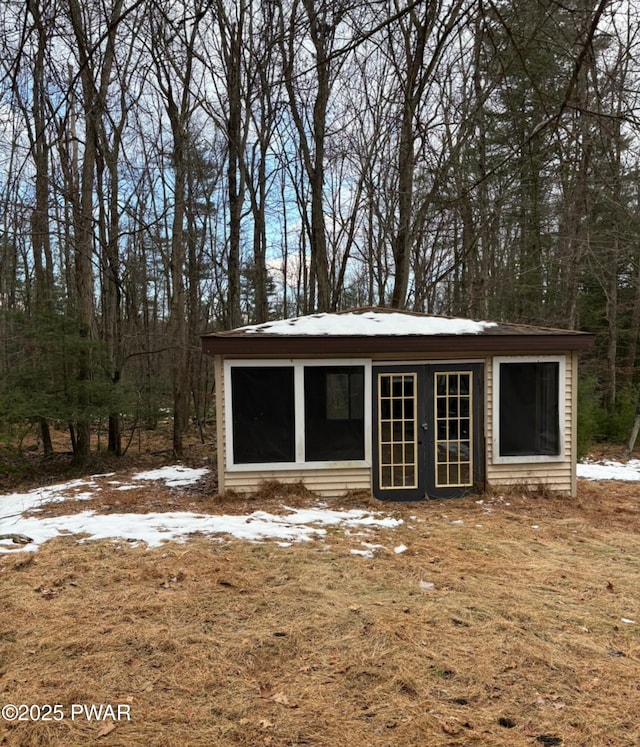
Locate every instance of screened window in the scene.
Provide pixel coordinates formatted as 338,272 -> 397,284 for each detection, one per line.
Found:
231,367 -> 295,463
304,366 -> 365,461
498,360 -> 561,458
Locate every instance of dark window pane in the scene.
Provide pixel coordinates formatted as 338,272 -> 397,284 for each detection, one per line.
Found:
448,464 -> 459,485
326,373 -> 349,419
459,375 -> 470,396
404,399 -> 414,419
448,376 -> 458,395
460,464 -> 471,484
380,376 -> 390,398
305,366 -> 365,461
232,367 -> 295,463
499,362 -> 560,456
392,377 -> 403,397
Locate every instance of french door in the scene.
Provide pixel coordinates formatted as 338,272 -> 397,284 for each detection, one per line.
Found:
372,363 -> 484,500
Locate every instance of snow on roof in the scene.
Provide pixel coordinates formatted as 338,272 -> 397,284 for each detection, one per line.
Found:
236,310 -> 497,336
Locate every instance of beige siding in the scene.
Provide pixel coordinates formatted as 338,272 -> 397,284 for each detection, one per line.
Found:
214,355 -> 225,493
485,354 -> 575,495
224,467 -> 371,498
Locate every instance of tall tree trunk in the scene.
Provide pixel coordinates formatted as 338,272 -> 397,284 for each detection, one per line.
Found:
68,0 -> 123,464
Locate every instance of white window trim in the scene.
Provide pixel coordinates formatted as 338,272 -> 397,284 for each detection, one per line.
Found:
492,355 -> 566,464
224,358 -> 372,471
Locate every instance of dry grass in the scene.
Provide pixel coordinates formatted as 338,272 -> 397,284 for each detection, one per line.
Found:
1,479 -> 640,746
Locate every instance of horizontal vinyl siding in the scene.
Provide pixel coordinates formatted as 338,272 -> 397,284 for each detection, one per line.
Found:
215,355 -> 225,493
485,355 -> 574,494
223,467 -> 372,498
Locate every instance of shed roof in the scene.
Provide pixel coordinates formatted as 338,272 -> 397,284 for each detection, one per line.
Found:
201,307 -> 594,356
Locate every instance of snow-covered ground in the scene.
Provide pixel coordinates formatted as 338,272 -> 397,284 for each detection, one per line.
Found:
1,460 -> 636,555
0,466 -> 401,554
577,458 -> 640,482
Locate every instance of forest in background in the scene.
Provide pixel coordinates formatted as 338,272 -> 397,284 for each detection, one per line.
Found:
0,0 -> 639,462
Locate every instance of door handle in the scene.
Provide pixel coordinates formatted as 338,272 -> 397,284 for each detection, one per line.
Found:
421,422 -> 428,431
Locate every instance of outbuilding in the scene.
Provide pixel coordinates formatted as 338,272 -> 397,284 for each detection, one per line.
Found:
201,308 -> 594,500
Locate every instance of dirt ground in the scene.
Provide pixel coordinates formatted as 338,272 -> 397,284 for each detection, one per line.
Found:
1,454 -> 639,747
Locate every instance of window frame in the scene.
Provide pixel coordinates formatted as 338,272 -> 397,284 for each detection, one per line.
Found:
492,355 -> 566,464
224,358 -> 372,471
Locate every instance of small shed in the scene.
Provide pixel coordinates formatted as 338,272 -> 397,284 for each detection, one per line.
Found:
201,308 -> 594,500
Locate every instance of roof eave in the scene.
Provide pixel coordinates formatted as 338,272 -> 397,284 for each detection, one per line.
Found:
201,333 -> 595,357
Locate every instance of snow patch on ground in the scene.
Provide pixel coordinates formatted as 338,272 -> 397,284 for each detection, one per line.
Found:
0,467 -> 402,553
3,456 -> 635,555
577,459 -> 640,482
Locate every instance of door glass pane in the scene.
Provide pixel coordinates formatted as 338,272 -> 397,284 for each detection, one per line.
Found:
460,463 -> 471,484
434,372 -> 473,488
392,377 -> 403,397
381,377 -> 390,397
448,376 -> 459,395
448,464 -> 460,485
437,464 -> 448,485
378,373 -> 417,490
404,399 -> 414,419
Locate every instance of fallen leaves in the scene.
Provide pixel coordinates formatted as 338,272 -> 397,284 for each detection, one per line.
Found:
259,683 -> 298,708
96,722 -> 117,738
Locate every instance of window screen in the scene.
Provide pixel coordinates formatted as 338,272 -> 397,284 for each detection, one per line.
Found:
499,361 -> 560,457
304,366 -> 364,461
231,367 -> 295,463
